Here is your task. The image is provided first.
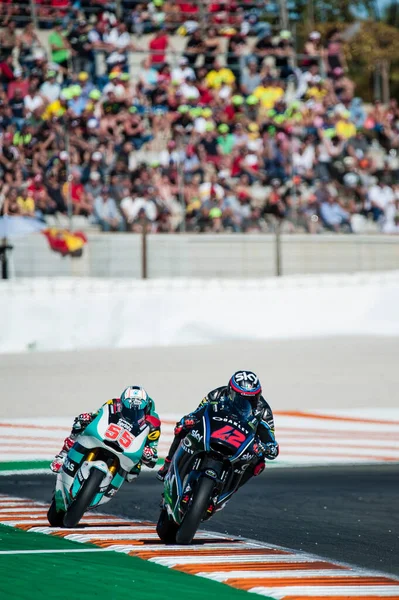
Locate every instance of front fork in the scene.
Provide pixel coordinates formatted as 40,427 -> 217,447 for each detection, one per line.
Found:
181,456 -> 226,511
71,450 -> 119,500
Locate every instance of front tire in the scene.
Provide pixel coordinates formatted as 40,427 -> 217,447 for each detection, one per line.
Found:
63,468 -> 105,528
156,508 -> 178,544
47,498 -> 65,527
176,476 -> 215,545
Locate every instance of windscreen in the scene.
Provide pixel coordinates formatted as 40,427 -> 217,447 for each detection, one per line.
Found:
219,397 -> 252,422
120,405 -> 145,425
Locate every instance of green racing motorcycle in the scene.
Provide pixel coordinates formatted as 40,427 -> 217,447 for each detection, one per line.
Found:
47,403 -> 159,528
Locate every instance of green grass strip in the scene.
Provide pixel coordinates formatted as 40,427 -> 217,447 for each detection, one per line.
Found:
0,461 -> 50,472
0,525 -> 265,600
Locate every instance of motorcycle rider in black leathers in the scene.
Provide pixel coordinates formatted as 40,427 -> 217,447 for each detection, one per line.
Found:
157,370 -> 279,501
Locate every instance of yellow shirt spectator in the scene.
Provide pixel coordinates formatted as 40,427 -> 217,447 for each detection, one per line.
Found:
205,67 -> 235,89
17,194 -> 35,214
42,99 -> 67,121
336,119 -> 356,140
307,85 -> 327,101
253,84 -> 284,110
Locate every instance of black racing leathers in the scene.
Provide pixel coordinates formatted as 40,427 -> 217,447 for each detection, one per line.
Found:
165,386 -> 279,479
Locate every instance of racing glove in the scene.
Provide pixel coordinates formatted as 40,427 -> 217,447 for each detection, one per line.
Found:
72,413 -> 94,433
142,446 -> 158,468
50,436 -> 75,473
264,442 -> 279,460
174,415 -> 198,435
253,440 -> 279,460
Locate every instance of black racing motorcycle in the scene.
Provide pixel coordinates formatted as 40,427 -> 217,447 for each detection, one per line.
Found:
157,399 -> 265,544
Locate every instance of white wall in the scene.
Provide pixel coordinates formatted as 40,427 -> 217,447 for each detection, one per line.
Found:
1,272 -> 399,353
8,233 -> 399,278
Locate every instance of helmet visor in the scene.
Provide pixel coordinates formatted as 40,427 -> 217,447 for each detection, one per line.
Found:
227,392 -> 253,420
120,404 -> 145,424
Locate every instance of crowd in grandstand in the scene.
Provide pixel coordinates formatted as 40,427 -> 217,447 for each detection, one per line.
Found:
0,4 -> 399,234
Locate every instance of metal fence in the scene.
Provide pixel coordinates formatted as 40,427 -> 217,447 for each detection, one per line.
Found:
4,233 -> 399,279
0,0 -> 284,31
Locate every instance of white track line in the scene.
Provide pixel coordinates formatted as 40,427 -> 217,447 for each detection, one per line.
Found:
0,549 -> 115,555
0,507 -> 49,514
199,570 -> 370,581
150,555 -> 331,566
62,532 -> 226,542
106,543 -> 259,552
29,526 -> 154,534
249,586 -> 399,597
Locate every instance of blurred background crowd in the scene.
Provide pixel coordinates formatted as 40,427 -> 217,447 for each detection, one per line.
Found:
0,0 -> 399,234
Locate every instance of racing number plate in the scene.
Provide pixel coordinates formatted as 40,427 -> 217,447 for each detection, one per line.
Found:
211,425 -> 246,448
104,424 -> 134,449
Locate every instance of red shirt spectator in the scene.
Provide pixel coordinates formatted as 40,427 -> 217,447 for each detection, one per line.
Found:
0,56 -> 14,85
149,30 -> 169,66
7,69 -> 29,100
28,174 -> 46,199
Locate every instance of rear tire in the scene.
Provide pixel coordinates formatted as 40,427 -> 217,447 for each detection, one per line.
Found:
47,499 -> 65,527
176,476 -> 215,545
156,508 -> 178,544
63,468 -> 105,528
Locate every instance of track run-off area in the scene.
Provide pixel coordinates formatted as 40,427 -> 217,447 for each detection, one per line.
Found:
0,482 -> 399,600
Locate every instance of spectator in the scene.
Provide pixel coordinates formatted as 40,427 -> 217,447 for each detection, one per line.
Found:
49,20 -> 72,72
184,28 -> 204,67
0,55 -> 15,87
241,58 -> 262,96
17,22 -> 43,71
84,171 -> 103,203
149,26 -> 170,68
366,180 -> 395,222
9,88 -> 25,130
16,187 -> 35,217
203,27 -> 221,68
171,56 -> 195,85
7,67 -> 29,101
68,20 -> 92,73
303,31 -> 323,69
320,194 -> 352,232
0,21 -> 17,58
63,169 -> 92,216
121,189 -> 158,230
93,186 -> 125,231
40,71 -> 61,103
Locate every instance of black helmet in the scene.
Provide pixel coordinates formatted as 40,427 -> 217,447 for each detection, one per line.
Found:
228,370 -> 262,412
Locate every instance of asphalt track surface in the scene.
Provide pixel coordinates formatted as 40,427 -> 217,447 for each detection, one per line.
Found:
1,465 -> 398,577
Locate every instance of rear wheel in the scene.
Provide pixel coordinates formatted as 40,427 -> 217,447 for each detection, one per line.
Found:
176,476 -> 215,545
63,468 -> 105,528
156,508 -> 178,544
47,498 -> 65,527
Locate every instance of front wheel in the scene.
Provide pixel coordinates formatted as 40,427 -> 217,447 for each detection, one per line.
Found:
47,498 -> 65,527
63,468 -> 104,528
176,476 -> 215,545
156,508 -> 178,544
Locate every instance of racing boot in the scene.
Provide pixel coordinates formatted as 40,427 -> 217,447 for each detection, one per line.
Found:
50,437 -> 74,473
126,463 -> 141,483
157,457 -> 171,481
